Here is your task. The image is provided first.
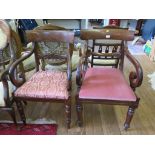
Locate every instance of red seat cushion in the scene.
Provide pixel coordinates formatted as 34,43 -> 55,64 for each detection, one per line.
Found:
14,71 -> 69,100
79,68 -> 136,102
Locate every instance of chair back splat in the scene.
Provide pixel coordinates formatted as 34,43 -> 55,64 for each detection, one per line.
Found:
80,28 -> 135,69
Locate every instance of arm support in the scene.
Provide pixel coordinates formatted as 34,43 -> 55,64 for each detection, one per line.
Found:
76,50 -> 90,87
9,49 -> 34,87
125,47 -> 143,90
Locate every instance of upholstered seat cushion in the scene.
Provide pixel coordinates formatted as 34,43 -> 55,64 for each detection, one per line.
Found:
14,71 -> 69,100
79,68 -> 136,102
0,81 -> 14,107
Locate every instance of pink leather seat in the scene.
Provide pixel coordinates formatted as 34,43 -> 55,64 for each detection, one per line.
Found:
79,68 -> 136,102
15,71 -> 69,100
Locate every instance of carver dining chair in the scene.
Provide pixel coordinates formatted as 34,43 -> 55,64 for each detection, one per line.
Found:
76,28 -> 143,130
9,29 -> 74,128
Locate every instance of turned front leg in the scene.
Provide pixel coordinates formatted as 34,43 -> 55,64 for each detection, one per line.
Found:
124,103 -> 139,130
65,99 -> 71,129
76,101 -> 83,127
8,107 -> 17,125
16,101 -> 26,125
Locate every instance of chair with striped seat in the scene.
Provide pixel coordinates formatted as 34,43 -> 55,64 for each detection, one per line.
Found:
9,29 -> 74,128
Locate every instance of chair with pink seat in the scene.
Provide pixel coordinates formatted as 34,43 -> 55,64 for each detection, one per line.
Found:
9,29 -> 74,129
76,28 -> 143,130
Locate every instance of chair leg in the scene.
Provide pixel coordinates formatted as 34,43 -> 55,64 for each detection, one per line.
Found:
124,105 -> 137,130
65,99 -> 71,129
16,101 -> 26,125
22,101 -> 27,106
76,101 -> 83,127
8,107 -> 17,125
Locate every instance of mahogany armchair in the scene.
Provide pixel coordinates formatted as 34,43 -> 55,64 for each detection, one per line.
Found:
76,28 -> 143,130
9,29 -> 74,128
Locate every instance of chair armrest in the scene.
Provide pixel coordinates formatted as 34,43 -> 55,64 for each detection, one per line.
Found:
76,41 -> 91,86
76,51 -> 90,87
9,49 -> 34,87
125,47 -> 143,90
76,57 -> 85,87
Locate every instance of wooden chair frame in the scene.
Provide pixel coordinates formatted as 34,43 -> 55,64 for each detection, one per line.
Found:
76,28 -> 143,130
9,29 -> 74,128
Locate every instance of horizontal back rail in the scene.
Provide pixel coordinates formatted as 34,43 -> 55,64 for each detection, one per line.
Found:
80,29 -> 134,41
26,30 -> 74,43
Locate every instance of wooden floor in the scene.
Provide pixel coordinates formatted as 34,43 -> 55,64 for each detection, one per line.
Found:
1,55 -> 155,135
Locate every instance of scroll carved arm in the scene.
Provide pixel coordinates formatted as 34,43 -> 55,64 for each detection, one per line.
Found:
124,47 -> 143,90
76,44 -> 91,87
9,48 -> 34,87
